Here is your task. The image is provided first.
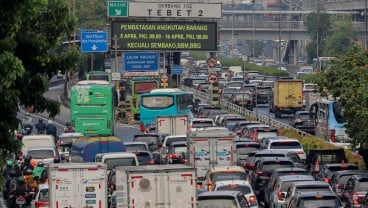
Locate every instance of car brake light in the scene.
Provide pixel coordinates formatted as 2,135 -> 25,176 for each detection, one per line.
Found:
207,179 -> 213,191
324,178 -> 331,183
35,201 -> 49,207
295,151 -> 304,155
330,129 -> 336,143
257,171 -> 263,175
278,191 -> 284,201
353,192 -> 359,204
139,123 -> 145,132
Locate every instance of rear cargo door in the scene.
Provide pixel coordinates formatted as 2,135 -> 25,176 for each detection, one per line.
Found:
78,168 -> 107,208
50,168 -> 78,207
166,170 -> 196,208
173,116 -> 188,135
128,172 -> 164,208
191,138 -> 211,179
156,117 -> 172,135
278,81 -> 303,107
208,138 -> 236,167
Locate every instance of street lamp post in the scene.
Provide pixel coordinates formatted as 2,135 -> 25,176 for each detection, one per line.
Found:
252,0 -> 256,63
231,0 -> 235,57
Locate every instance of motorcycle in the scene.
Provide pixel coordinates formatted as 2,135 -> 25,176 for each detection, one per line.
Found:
8,193 -> 28,208
23,124 -> 33,135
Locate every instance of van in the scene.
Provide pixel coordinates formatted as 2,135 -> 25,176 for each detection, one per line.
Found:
22,135 -> 55,155
94,152 -> 139,171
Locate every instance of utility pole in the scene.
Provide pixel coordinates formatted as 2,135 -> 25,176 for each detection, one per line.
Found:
278,0 -> 282,68
231,0 -> 234,57
252,0 -> 256,63
316,0 -> 320,73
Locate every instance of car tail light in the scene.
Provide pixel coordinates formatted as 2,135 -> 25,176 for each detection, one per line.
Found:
330,129 -> 336,143
324,178 -> 331,183
207,179 -> 213,191
295,151 -> 304,155
248,195 -> 257,205
278,191 -> 284,201
313,160 -> 320,173
35,201 -> 49,207
249,163 -> 255,170
149,160 -> 155,165
353,192 -> 359,204
132,98 -> 137,107
251,130 -> 257,141
140,123 -> 145,132
197,183 -> 202,189
257,171 -> 263,175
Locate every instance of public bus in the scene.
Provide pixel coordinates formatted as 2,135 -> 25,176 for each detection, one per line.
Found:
139,88 -> 194,131
70,80 -> 115,136
124,76 -> 160,119
311,98 -> 352,149
312,57 -> 337,72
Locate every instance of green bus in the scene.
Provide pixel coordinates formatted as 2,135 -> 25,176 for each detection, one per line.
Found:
70,80 -> 115,136
124,76 -> 159,119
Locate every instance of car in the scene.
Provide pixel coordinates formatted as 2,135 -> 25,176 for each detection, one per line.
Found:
220,88 -> 240,100
189,118 -> 216,131
203,166 -> 247,191
266,139 -> 306,160
267,175 -> 315,208
340,174 -> 368,208
231,92 -> 254,111
256,86 -> 273,104
303,83 -> 317,92
207,109 -> 228,122
251,157 -> 294,202
244,125 -> 279,142
214,180 -> 258,208
360,192 -> 368,208
197,105 -> 221,118
161,135 -> 186,163
167,141 -> 187,164
284,181 -> 335,206
282,191 -> 342,208
228,81 -> 244,90
330,170 -> 368,197
221,116 -> 246,131
198,191 -> 252,208
197,82 -> 210,93
31,183 -> 49,208
26,146 -> 61,164
216,114 -> 243,126
133,151 -> 154,165
194,103 -> 210,114
316,163 -> 358,182
236,141 -> 261,167
124,141 -> 149,152
305,149 -> 348,177
233,121 -> 261,136
289,111 -> 315,135
133,134 -> 161,152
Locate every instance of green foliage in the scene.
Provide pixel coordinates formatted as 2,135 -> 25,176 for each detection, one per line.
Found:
315,44 -> 368,150
0,0 -> 78,154
190,52 -> 207,61
323,15 -> 357,57
75,0 -> 107,29
297,73 -> 318,83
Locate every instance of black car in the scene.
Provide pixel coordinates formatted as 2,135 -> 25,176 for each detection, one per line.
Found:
283,191 -> 343,208
340,174 -> 368,208
316,163 -> 358,182
236,141 -> 261,167
330,170 -> 368,197
289,111 -> 315,135
256,86 -> 272,104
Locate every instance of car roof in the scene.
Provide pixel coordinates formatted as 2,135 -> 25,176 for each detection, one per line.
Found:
269,138 -> 300,143
236,141 -> 260,146
254,149 -> 292,155
278,175 -> 314,181
272,167 -> 307,173
258,157 -> 293,162
198,190 -> 242,197
334,170 -> 368,177
295,191 -> 338,198
322,163 -> 357,167
244,124 -> 271,129
292,181 -> 331,187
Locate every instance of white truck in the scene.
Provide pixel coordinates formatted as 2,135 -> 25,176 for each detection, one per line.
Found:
187,129 -> 237,181
48,163 -> 107,208
156,115 -> 189,135
114,165 -> 197,208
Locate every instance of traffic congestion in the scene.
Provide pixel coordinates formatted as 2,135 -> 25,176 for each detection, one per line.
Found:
1,54 -> 367,208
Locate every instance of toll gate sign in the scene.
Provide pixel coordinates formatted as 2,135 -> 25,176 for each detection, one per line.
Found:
112,21 -> 217,51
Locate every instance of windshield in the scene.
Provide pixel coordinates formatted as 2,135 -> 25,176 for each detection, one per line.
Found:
299,198 -> 340,208
236,146 -> 260,155
125,144 -> 147,152
228,82 -> 243,88
217,185 -> 252,194
141,96 -> 173,109
298,113 -> 311,120
235,94 -> 251,100
198,198 -> 236,208
134,82 -> 157,94
89,75 -> 109,81
355,181 -> 368,191
192,121 -> 214,128
261,162 -> 294,172
223,88 -> 238,94
174,146 -> 187,153
270,141 -> 302,149
257,132 -> 278,141
105,158 -> 137,170
297,186 -> 331,193
27,149 -> 54,159
211,172 -> 247,182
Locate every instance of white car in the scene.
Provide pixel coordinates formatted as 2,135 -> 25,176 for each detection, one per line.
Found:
31,183 -> 49,208
266,138 -> 306,160
214,180 -> 258,208
189,118 -> 216,131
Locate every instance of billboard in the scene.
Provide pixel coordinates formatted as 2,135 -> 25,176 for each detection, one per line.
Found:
112,21 -> 217,51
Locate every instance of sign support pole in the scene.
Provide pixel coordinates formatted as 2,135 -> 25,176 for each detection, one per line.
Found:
114,34 -> 119,90
90,53 -> 94,73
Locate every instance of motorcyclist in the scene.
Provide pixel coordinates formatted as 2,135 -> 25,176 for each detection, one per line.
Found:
2,160 -> 15,178
32,162 -> 47,183
63,122 -> 75,133
22,112 -> 33,134
21,155 -> 33,174
46,120 -> 57,140
35,119 -> 46,134
23,168 -> 38,192
9,178 -> 29,207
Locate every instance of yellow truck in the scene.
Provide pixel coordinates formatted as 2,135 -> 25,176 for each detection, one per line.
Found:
269,79 -> 304,118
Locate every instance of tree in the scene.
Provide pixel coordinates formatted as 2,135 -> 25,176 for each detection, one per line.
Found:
323,15 -> 357,57
246,40 -> 265,58
0,0 -> 78,155
304,11 -> 331,63
315,44 -> 368,165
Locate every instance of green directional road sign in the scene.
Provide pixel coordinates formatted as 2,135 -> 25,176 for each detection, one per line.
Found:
108,0 -> 128,17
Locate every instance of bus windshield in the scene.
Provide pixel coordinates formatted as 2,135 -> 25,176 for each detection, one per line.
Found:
141,96 -> 174,108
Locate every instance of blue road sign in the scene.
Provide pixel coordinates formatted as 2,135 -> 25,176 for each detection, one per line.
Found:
124,52 -> 159,71
172,65 -> 183,75
81,31 -> 108,52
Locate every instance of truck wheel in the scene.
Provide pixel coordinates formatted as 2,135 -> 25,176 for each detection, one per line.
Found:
274,110 -> 279,118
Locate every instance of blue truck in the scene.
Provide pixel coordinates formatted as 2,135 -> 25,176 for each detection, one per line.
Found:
69,136 -> 126,162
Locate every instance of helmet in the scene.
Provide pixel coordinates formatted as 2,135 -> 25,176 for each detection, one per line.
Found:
48,120 -> 53,124
6,160 -> 14,168
39,119 -> 43,123
24,168 -> 33,175
24,155 -> 32,163
37,161 -> 44,167
25,112 -> 30,116
66,122 -> 71,127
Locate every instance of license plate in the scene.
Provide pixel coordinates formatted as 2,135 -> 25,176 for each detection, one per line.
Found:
16,196 -> 26,205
